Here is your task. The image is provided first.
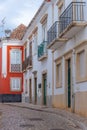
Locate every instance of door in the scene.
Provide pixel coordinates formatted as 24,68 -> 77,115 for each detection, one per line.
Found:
34,77 -> 37,104
29,79 -> 32,103
43,74 -> 47,105
67,59 -> 71,108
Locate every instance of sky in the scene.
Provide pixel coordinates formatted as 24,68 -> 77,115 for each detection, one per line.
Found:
0,0 -> 44,37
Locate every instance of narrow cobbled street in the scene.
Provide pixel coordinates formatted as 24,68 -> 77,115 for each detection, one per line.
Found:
0,103 -> 87,130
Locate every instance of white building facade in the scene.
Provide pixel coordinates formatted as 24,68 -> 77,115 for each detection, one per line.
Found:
22,0 -> 87,117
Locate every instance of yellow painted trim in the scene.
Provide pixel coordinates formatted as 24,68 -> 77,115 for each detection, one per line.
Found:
40,14 -> 48,24
28,34 -> 32,40
75,91 -> 87,117
52,94 -> 65,108
55,56 -> 62,62
56,0 -> 64,9
42,70 -> 47,75
32,26 -> 38,34
64,51 -> 72,60
75,44 -> 87,83
41,72 -> 47,105
55,58 -> 62,88
74,40 -> 87,50
38,54 -> 48,61
64,52 -> 72,109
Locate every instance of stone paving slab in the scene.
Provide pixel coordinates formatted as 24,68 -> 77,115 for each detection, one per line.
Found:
4,103 -> 87,130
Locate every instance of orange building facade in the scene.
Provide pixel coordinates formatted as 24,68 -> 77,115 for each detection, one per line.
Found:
0,40 -> 23,102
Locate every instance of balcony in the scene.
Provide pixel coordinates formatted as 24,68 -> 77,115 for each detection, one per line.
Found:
59,2 -> 86,38
26,56 -> 32,69
22,60 -> 27,72
47,21 -> 67,49
38,41 -> 48,61
22,56 -> 32,72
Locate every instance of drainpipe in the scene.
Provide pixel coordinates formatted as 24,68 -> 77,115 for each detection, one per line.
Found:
51,2 -> 55,107
72,49 -> 75,113
52,50 -> 54,107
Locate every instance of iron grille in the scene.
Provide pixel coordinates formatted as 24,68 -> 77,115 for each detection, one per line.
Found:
59,2 -> 85,34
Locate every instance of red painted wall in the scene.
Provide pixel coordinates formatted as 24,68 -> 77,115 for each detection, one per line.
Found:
0,47 -> 2,94
0,45 -> 23,94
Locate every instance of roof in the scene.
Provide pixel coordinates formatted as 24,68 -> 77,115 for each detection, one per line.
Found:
10,24 -> 26,40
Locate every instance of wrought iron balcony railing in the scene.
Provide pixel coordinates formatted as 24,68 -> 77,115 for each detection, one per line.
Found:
47,2 -> 85,47
22,56 -> 32,71
38,41 -> 48,60
47,21 -> 58,46
22,60 -> 26,72
26,55 -> 32,68
11,64 -> 21,72
59,2 -> 85,34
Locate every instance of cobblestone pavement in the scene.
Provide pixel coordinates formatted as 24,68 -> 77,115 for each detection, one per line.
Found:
0,103 -> 87,130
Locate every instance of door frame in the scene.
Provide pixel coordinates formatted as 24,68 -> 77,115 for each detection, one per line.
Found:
64,51 -> 73,111
42,70 -> 47,105
34,76 -> 37,104
29,78 -> 32,103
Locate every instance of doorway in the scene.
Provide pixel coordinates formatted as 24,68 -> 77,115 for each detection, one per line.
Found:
34,77 -> 37,104
42,73 -> 47,105
67,59 -> 71,108
29,79 -> 32,103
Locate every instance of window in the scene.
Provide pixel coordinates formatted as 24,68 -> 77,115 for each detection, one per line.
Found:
24,47 -> 27,60
40,14 -> 48,42
76,43 -> 87,83
57,0 -> 65,16
79,51 -> 85,78
32,27 -> 38,55
29,41 -> 32,56
56,59 -> 62,88
10,78 -> 21,91
76,49 -> 86,82
10,49 -> 22,72
34,34 -> 38,54
42,22 -> 47,41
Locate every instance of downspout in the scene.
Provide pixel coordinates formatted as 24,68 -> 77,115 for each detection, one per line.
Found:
52,50 -> 54,107
52,2 -> 55,107
72,49 -> 75,113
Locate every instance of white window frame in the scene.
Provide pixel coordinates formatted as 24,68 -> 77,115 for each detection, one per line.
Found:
10,77 -> 21,91
55,58 -> 62,88
10,49 -> 22,72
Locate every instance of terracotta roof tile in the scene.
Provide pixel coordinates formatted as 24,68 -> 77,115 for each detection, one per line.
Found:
10,24 -> 26,40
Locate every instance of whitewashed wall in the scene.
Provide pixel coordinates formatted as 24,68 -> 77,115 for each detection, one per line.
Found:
22,0 -> 87,105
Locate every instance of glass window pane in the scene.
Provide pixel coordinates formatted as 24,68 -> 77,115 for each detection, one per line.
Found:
11,78 -> 21,91
10,49 -> 21,72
